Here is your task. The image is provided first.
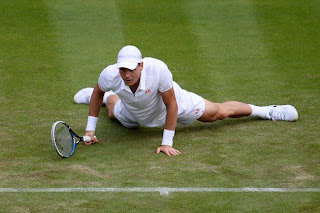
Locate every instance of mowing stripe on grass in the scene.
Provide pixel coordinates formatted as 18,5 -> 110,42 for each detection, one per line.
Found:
1,187 -> 319,195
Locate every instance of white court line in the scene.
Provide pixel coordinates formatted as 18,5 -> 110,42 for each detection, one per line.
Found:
0,187 -> 319,195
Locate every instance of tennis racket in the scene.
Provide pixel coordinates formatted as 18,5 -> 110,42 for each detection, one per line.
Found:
51,121 -> 91,158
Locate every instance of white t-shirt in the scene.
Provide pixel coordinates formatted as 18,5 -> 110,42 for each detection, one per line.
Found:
98,57 -> 173,127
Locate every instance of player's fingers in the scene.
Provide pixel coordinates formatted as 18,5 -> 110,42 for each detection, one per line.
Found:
156,147 -> 161,153
166,148 -> 173,156
88,136 -> 98,144
84,138 -> 97,145
84,141 -> 93,146
160,147 -> 170,156
171,151 -> 179,156
93,136 -> 99,143
171,149 -> 181,156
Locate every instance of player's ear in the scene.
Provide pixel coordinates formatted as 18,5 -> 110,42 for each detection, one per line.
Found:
139,62 -> 143,71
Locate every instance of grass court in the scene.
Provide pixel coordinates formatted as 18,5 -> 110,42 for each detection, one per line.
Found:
0,0 -> 319,212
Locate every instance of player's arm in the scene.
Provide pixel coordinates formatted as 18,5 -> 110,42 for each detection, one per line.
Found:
85,83 -> 104,145
156,87 -> 181,156
162,87 -> 178,131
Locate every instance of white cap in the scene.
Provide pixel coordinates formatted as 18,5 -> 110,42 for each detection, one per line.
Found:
116,45 -> 142,70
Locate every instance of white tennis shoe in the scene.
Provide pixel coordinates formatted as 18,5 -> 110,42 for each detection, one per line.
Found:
73,87 -> 94,104
266,105 -> 298,121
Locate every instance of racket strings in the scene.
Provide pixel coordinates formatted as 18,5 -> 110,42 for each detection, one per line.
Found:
54,123 -> 73,156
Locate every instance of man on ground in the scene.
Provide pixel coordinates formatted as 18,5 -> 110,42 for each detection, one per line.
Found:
74,45 -> 298,156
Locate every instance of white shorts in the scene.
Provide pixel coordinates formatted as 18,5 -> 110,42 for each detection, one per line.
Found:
174,82 -> 205,125
113,100 -> 141,128
113,83 -> 205,128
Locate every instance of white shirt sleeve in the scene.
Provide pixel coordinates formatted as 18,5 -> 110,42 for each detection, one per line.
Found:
157,60 -> 173,93
98,65 -> 116,92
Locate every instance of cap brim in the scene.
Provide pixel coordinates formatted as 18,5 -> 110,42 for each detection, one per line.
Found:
116,62 -> 138,70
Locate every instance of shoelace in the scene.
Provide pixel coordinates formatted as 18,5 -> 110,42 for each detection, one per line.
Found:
269,109 -> 286,121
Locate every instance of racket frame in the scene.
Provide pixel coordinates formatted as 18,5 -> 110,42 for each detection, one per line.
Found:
51,121 -> 87,158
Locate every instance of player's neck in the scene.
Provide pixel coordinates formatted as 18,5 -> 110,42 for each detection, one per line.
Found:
129,79 -> 140,94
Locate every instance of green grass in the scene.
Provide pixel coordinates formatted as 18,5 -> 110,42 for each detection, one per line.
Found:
0,0 -> 319,212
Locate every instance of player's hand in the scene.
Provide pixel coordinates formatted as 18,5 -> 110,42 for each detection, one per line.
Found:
156,145 -> 181,156
84,131 -> 98,145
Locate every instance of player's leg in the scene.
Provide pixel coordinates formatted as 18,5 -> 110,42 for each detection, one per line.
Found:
73,88 -> 141,125
74,87 -> 115,106
198,99 -> 252,122
105,94 -> 119,121
104,93 -> 140,128
198,99 -> 298,122
74,87 -> 119,121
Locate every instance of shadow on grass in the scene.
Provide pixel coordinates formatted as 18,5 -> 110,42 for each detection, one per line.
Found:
176,117 -> 264,133
98,107 -> 265,143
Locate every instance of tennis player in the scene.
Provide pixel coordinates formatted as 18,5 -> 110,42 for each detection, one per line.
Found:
74,45 -> 298,156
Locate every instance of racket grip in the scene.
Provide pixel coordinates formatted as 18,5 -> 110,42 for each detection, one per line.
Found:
83,136 -> 92,142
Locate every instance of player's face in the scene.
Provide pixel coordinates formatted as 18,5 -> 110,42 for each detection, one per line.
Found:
119,63 -> 143,88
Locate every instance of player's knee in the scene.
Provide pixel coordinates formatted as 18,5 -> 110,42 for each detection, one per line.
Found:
216,110 -> 229,120
106,95 -> 118,106
200,100 -> 236,122
198,101 -> 220,122
209,103 -> 232,121
106,95 -> 118,121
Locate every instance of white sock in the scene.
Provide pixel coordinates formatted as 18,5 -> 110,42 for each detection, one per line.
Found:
249,104 -> 269,119
102,91 -> 116,105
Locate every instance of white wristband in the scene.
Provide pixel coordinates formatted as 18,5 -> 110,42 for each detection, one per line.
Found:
161,129 -> 175,147
86,116 -> 98,131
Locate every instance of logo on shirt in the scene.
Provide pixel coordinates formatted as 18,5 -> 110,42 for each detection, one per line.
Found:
195,109 -> 200,115
145,89 -> 151,94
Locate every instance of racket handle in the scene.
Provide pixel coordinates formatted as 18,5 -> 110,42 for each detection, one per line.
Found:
82,136 -> 92,142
